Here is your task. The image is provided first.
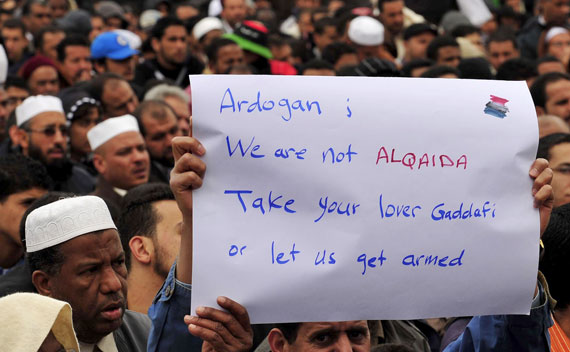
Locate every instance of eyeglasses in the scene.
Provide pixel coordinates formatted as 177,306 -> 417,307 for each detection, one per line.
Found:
25,125 -> 69,137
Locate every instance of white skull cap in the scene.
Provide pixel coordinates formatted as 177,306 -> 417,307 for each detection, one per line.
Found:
87,114 -> 140,151
15,95 -> 64,127
25,195 -> 116,253
348,16 -> 384,46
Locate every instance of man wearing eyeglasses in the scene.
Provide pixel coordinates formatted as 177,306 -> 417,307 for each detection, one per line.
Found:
13,95 -> 95,195
22,0 -> 53,38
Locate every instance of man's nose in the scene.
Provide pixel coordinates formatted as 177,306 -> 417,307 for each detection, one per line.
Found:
100,267 -> 122,293
335,334 -> 353,352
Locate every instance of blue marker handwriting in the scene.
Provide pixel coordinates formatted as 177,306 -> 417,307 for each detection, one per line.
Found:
220,88 -> 322,122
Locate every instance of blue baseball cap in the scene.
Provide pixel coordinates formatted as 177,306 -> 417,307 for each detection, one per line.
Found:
91,32 -> 139,60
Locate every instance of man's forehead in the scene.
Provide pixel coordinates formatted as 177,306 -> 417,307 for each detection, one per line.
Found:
29,111 -> 66,126
59,229 -> 122,257
152,199 -> 180,216
105,131 -> 143,147
65,45 -> 89,56
300,320 -> 368,333
489,40 -> 515,49
550,142 -> 570,163
547,79 -> 570,97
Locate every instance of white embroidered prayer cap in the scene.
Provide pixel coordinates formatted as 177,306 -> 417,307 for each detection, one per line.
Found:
87,114 -> 140,151
348,16 -> 384,46
15,95 -> 65,127
25,195 -> 116,253
546,27 -> 570,43
193,17 -> 224,40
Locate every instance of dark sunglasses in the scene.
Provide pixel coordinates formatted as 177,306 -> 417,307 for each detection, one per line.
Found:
26,125 -> 69,137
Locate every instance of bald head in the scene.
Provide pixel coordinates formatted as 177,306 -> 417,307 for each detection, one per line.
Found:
539,114 -> 570,138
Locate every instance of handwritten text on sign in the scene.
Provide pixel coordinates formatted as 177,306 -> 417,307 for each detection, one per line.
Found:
190,75 -> 539,323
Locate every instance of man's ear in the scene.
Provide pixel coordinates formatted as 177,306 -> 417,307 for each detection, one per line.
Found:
92,152 -> 106,174
94,61 -> 106,74
32,270 -> 53,297
268,328 -> 289,352
15,128 -> 29,151
536,106 -> 546,117
129,236 -> 153,265
151,37 -> 160,55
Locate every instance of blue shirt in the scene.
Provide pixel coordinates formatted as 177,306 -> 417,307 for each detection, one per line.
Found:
147,262 -> 203,351
444,282 -> 553,352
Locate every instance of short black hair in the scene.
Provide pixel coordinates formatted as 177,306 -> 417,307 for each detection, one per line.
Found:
322,42 -> 356,67
207,37 -> 239,64
486,29 -> 518,49
314,17 -> 336,35
378,0 -> 403,11
426,35 -> 459,61
117,183 -> 174,269
151,16 -> 186,40
401,58 -> 434,77
420,65 -> 460,78
23,192 -> 75,276
451,24 -> 480,38
4,75 -> 29,91
87,72 -> 125,105
300,58 -> 334,74
496,58 -> 537,82
2,18 -> 27,37
530,72 -> 570,108
36,26 -> 64,53
0,154 -> 52,202
457,57 -> 493,80
540,203 -> 570,310
56,34 -> 89,62
537,133 -> 570,160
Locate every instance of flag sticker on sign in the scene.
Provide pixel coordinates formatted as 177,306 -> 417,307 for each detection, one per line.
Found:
484,95 -> 510,118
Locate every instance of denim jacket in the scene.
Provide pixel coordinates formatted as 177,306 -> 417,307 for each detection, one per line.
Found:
147,262 -> 203,352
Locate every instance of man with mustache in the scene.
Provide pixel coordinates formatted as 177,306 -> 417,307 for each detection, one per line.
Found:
56,34 -> 93,88
134,100 -> 181,184
24,195 -> 151,351
13,95 -> 95,194
88,114 -> 150,215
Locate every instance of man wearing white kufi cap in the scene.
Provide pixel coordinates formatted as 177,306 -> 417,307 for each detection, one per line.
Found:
25,195 -> 150,351
89,114 -> 150,212
347,16 -> 385,61
14,95 -> 95,194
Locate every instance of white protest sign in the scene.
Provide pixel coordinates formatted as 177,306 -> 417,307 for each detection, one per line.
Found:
190,75 -> 539,324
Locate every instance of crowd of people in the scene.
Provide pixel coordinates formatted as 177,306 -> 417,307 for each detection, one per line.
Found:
0,0 -> 568,351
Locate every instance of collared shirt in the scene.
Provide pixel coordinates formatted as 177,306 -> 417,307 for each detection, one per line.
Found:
79,334 -> 118,352
113,187 -> 127,197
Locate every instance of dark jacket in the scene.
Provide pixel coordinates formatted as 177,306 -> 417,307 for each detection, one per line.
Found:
92,177 -> 124,220
133,57 -> 204,89
517,16 -> 546,60
114,310 -> 152,352
0,260 -> 35,297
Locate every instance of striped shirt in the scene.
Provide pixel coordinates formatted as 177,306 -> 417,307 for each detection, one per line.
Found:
550,315 -> 570,352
